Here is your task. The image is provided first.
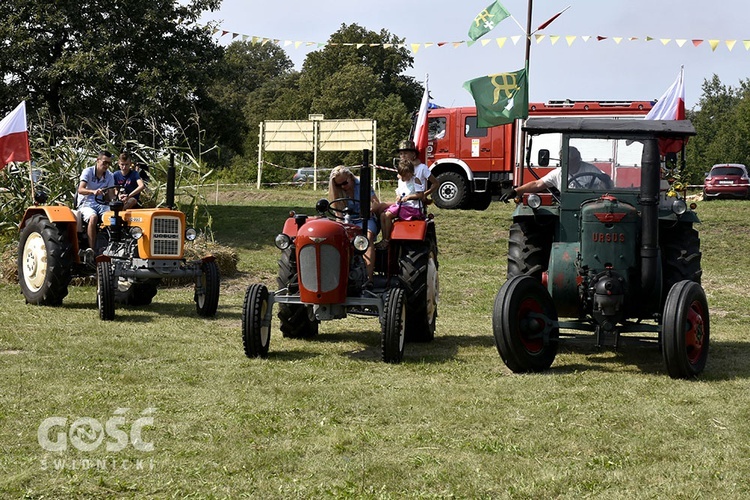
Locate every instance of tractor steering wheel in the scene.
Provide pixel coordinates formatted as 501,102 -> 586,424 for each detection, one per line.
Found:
568,171 -> 613,190
94,186 -> 119,206
327,197 -> 359,221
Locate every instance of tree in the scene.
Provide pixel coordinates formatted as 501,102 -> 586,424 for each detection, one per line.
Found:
0,0 -> 223,143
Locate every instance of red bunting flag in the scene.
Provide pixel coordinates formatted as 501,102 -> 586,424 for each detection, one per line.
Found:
0,101 -> 31,169
536,6 -> 570,32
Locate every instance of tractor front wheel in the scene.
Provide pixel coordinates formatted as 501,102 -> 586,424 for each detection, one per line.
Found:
242,284 -> 271,358
97,261 -> 115,321
381,288 -> 406,363
277,247 -> 318,338
195,260 -> 220,317
493,275 -> 558,373
662,280 -> 709,379
17,214 -> 73,305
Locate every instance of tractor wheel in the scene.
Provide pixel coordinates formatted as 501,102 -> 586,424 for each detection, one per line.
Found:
399,237 -> 439,342
242,283 -> 271,358
492,275 -> 558,373
123,279 -> 160,306
17,214 -> 73,305
276,247 -> 318,338
381,287 -> 406,363
470,192 -> 492,211
662,280 -> 709,379
660,222 -> 702,300
507,220 -> 553,280
195,260 -> 220,317
434,171 -> 469,210
97,261 -> 115,321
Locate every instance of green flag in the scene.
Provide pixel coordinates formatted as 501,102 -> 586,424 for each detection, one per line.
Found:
468,0 -> 511,42
463,68 -> 528,127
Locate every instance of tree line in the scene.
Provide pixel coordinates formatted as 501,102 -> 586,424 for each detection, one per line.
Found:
1,0 -> 748,187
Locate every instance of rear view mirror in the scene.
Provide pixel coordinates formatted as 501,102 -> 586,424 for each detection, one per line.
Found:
538,149 -> 550,167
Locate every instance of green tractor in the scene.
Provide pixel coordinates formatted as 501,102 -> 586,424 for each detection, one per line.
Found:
493,118 -> 708,378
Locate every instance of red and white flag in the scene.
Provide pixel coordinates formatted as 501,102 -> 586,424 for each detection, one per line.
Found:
413,76 -> 430,163
0,101 -> 31,169
646,67 -> 685,120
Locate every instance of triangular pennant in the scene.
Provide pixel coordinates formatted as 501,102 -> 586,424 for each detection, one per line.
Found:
231,32 -> 239,39
744,40 -> 750,50
511,35 -> 521,45
660,38 -> 671,45
692,39 -> 703,47
452,42 -> 462,48
582,35 -> 591,42
283,40 -> 292,46
534,34 -> 545,43
221,30 -> 229,37
424,42 -> 434,48
496,37 -> 507,48
596,36 -> 607,41
411,43 -> 420,53
437,42 -> 448,47
550,35 -> 560,45
565,35 -> 576,46
384,43 -> 393,49
645,36 -> 653,41
676,39 -> 686,47
708,39 -> 720,51
629,37 -> 638,41
242,35 -> 248,41
725,40 -> 737,51
294,41 -> 303,49
261,38 -> 270,45
211,28 -> 220,35
481,39 -> 491,46
613,37 -> 622,44
356,43 -> 364,49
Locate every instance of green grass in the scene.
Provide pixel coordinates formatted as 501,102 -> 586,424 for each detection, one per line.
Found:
2,187 -> 750,498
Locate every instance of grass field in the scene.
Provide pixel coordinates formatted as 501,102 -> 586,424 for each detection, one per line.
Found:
2,187 -> 750,498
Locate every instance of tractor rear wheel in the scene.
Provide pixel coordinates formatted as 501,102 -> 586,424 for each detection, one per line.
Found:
507,220 -> 553,280
97,261 -> 115,321
381,287 -> 406,363
493,275 -> 558,373
399,237 -> 439,342
195,260 -> 220,317
434,171 -> 469,210
660,222 -> 702,299
242,283 -> 271,358
18,214 -> 73,305
662,280 -> 709,379
277,247 -> 318,338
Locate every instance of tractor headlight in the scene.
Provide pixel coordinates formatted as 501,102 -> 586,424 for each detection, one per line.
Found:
527,194 -> 542,210
129,226 -> 143,240
185,228 -> 198,241
353,235 -> 369,253
275,233 -> 292,250
671,199 -> 687,216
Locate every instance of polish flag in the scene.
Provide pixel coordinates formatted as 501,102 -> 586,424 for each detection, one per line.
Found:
0,101 -> 31,169
646,67 -> 685,120
413,76 -> 430,163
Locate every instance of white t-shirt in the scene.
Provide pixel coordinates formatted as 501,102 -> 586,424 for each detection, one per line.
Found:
413,163 -> 431,190
541,162 -> 609,191
395,176 -> 422,209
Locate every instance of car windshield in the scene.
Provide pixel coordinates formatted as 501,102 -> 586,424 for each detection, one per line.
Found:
711,166 -> 744,176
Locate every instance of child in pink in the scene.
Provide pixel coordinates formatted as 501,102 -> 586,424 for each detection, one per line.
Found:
377,160 -> 425,249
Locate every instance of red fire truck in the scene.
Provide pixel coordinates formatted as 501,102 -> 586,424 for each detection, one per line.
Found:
426,100 -> 653,210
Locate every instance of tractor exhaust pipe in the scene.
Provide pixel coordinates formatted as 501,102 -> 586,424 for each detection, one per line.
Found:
640,139 -> 661,294
359,149 -> 371,238
166,148 -> 176,210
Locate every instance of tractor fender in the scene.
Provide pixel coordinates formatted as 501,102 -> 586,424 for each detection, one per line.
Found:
428,159 -> 474,182
546,242 -> 580,318
20,206 -> 81,255
391,219 -> 428,241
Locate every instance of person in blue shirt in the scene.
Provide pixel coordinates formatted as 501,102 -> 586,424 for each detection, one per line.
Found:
113,152 -> 145,209
328,165 -> 385,280
77,150 -> 115,248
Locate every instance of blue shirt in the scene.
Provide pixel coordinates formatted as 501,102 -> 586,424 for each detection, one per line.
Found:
113,169 -> 142,199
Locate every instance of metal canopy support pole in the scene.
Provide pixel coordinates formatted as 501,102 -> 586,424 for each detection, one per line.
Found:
257,121 -> 264,189
313,120 -> 319,191
372,120 -> 377,190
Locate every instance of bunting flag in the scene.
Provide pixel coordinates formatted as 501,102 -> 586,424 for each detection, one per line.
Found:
413,76 -> 430,163
0,101 -> 31,169
467,1 -> 511,42
463,67 -> 528,127
535,6 -> 570,32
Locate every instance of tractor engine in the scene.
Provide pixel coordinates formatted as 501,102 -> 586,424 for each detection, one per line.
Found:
578,195 -> 640,331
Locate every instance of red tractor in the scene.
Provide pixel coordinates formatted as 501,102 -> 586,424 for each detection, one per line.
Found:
242,151 -> 439,363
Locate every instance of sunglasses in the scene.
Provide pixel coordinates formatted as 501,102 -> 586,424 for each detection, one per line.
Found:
334,179 -> 350,188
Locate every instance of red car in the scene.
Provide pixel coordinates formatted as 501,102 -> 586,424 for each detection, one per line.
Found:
703,163 -> 750,200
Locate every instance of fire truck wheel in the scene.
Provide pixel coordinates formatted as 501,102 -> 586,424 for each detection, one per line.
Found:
242,283 -> 271,358
123,279 -> 160,306
493,275 -> 558,373
195,260 -> 220,317
399,239 -> 438,342
507,221 -> 553,280
277,247 -> 318,338
381,287 -> 406,363
434,171 -> 469,210
97,261 -> 116,321
662,280 -> 709,379
17,214 -> 72,306
660,222 -> 702,305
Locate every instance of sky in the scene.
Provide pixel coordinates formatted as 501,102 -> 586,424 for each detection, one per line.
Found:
199,0 -> 749,111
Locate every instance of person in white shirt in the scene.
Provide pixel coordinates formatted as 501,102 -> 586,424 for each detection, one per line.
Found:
396,139 -> 439,200
377,159 -> 426,249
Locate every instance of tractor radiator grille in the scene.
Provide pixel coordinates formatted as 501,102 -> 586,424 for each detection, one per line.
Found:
151,216 -> 182,257
298,244 -> 341,293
